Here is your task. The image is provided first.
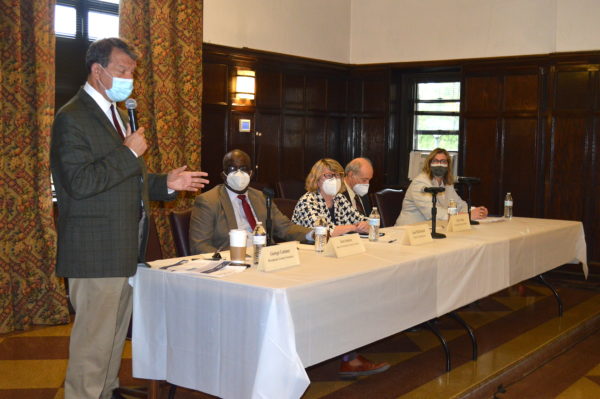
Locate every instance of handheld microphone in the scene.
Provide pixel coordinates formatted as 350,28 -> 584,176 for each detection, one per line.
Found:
423,186 -> 445,194
458,176 -> 481,184
125,98 -> 138,132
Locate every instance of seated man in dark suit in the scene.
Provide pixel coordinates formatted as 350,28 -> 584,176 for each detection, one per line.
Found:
342,157 -> 373,216
190,149 -> 311,254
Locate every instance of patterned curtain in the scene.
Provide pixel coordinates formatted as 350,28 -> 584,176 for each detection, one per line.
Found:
120,0 -> 203,258
0,0 -> 70,333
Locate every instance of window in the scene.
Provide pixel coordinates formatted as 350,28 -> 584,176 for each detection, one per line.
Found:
54,0 -> 119,40
413,80 -> 460,152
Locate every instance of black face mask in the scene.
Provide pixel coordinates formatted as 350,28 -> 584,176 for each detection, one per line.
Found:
431,166 -> 447,178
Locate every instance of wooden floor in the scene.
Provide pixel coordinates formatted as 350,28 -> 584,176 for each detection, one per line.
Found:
1,265 -> 599,399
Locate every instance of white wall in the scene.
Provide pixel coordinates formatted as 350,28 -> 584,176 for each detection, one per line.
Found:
204,0 -> 600,64
556,0 -> 600,52
203,0 -> 351,63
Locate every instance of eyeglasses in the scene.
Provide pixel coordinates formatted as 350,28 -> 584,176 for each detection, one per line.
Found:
321,172 -> 344,179
430,161 -> 448,166
225,165 -> 252,174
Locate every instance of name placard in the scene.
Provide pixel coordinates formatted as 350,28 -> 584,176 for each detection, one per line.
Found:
401,225 -> 433,246
324,234 -> 366,258
446,213 -> 471,232
258,241 -> 300,272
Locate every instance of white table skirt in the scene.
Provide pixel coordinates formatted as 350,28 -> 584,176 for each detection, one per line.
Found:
131,217 -> 587,399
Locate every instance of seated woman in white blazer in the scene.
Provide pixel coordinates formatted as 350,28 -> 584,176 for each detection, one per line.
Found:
396,148 -> 488,226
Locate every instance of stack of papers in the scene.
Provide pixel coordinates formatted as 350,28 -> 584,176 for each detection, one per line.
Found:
147,258 -> 248,278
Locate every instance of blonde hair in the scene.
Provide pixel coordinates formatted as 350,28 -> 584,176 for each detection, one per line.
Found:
305,158 -> 344,192
422,148 -> 455,185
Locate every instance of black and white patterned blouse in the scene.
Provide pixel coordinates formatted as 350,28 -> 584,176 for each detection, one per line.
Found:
292,191 -> 367,232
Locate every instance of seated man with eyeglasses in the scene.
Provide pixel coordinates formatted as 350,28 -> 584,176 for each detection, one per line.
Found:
395,147 -> 488,226
190,149 -> 311,254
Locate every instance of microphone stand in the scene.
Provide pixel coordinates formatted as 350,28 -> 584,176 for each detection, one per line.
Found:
430,192 -> 446,239
262,188 -> 275,246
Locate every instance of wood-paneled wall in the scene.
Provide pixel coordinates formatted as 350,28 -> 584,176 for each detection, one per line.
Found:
201,44 -> 600,264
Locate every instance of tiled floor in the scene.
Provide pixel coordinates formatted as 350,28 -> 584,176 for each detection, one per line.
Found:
1,272 -> 599,399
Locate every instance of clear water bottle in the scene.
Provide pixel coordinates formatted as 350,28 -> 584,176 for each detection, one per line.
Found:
252,222 -> 267,266
504,192 -> 513,219
447,199 -> 458,218
368,207 -> 380,242
314,216 -> 328,253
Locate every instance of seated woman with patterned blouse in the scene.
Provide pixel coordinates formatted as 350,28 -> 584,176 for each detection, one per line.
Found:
291,157 -> 390,378
292,158 -> 369,236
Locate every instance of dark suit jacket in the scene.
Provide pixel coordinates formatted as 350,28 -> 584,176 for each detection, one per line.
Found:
342,184 -> 372,217
50,88 -> 176,278
189,185 -> 311,254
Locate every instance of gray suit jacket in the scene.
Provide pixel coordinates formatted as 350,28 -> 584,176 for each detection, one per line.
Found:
50,88 -> 176,278
190,185 -> 311,254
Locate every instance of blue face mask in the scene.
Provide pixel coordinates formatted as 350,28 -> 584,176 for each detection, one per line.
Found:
100,66 -> 134,102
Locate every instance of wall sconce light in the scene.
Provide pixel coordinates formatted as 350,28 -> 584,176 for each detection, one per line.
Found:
232,69 -> 255,106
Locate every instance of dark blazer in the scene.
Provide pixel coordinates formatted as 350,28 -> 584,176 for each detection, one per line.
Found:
342,184 -> 372,217
189,185 -> 311,254
50,88 -> 176,278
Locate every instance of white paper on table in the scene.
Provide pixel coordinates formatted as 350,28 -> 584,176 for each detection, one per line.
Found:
477,217 -> 506,224
168,262 -> 247,278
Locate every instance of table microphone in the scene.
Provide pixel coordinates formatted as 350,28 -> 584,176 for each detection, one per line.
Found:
423,186 -> 445,194
125,98 -> 138,132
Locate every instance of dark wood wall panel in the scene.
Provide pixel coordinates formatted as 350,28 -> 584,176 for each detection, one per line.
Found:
360,118 -> 387,189
503,118 -> 538,217
203,63 -> 229,105
306,77 -> 327,111
256,70 -> 281,108
282,116 -> 305,181
554,70 -> 592,110
284,74 -> 305,110
228,111 -> 255,159
304,117 -> 327,171
327,79 -> 347,112
545,117 -> 588,221
503,74 -> 538,111
200,105 -> 228,186
462,118 -> 499,212
255,113 -> 281,184
464,76 -> 500,113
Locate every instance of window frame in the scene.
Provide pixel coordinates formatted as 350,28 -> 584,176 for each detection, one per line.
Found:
411,76 -> 462,152
55,0 -> 119,40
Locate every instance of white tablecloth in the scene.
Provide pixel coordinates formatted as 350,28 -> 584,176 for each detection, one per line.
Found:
131,217 -> 587,399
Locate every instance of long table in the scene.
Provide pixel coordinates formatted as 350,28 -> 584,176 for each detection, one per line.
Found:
130,217 -> 587,399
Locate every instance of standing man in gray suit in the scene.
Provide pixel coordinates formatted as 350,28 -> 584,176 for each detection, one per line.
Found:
50,38 -> 209,399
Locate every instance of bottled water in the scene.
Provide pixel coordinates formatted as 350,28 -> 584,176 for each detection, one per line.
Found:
314,216 -> 328,253
504,192 -> 513,219
368,207 -> 380,242
252,222 -> 267,267
447,199 -> 458,218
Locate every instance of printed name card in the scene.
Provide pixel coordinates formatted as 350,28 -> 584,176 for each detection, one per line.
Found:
446,213 -> 471,232
324,234 -> 366,258
258,241 -> 300,272
401,225 -> 433,246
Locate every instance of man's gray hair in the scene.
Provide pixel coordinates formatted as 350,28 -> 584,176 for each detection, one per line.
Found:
345,157 -> 372,174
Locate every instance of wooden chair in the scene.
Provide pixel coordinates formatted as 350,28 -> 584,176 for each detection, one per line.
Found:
276,180 -> 305,200
372,188 -> 405,227
273,198 -> 298,220
168,209 -> 192,257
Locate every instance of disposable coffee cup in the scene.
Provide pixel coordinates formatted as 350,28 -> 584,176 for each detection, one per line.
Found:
229,229 -> 247,264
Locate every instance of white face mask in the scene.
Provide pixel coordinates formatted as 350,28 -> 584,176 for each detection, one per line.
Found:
322,177 -> 341,196
226,170 -> 250,192
353,183 -> 369,197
